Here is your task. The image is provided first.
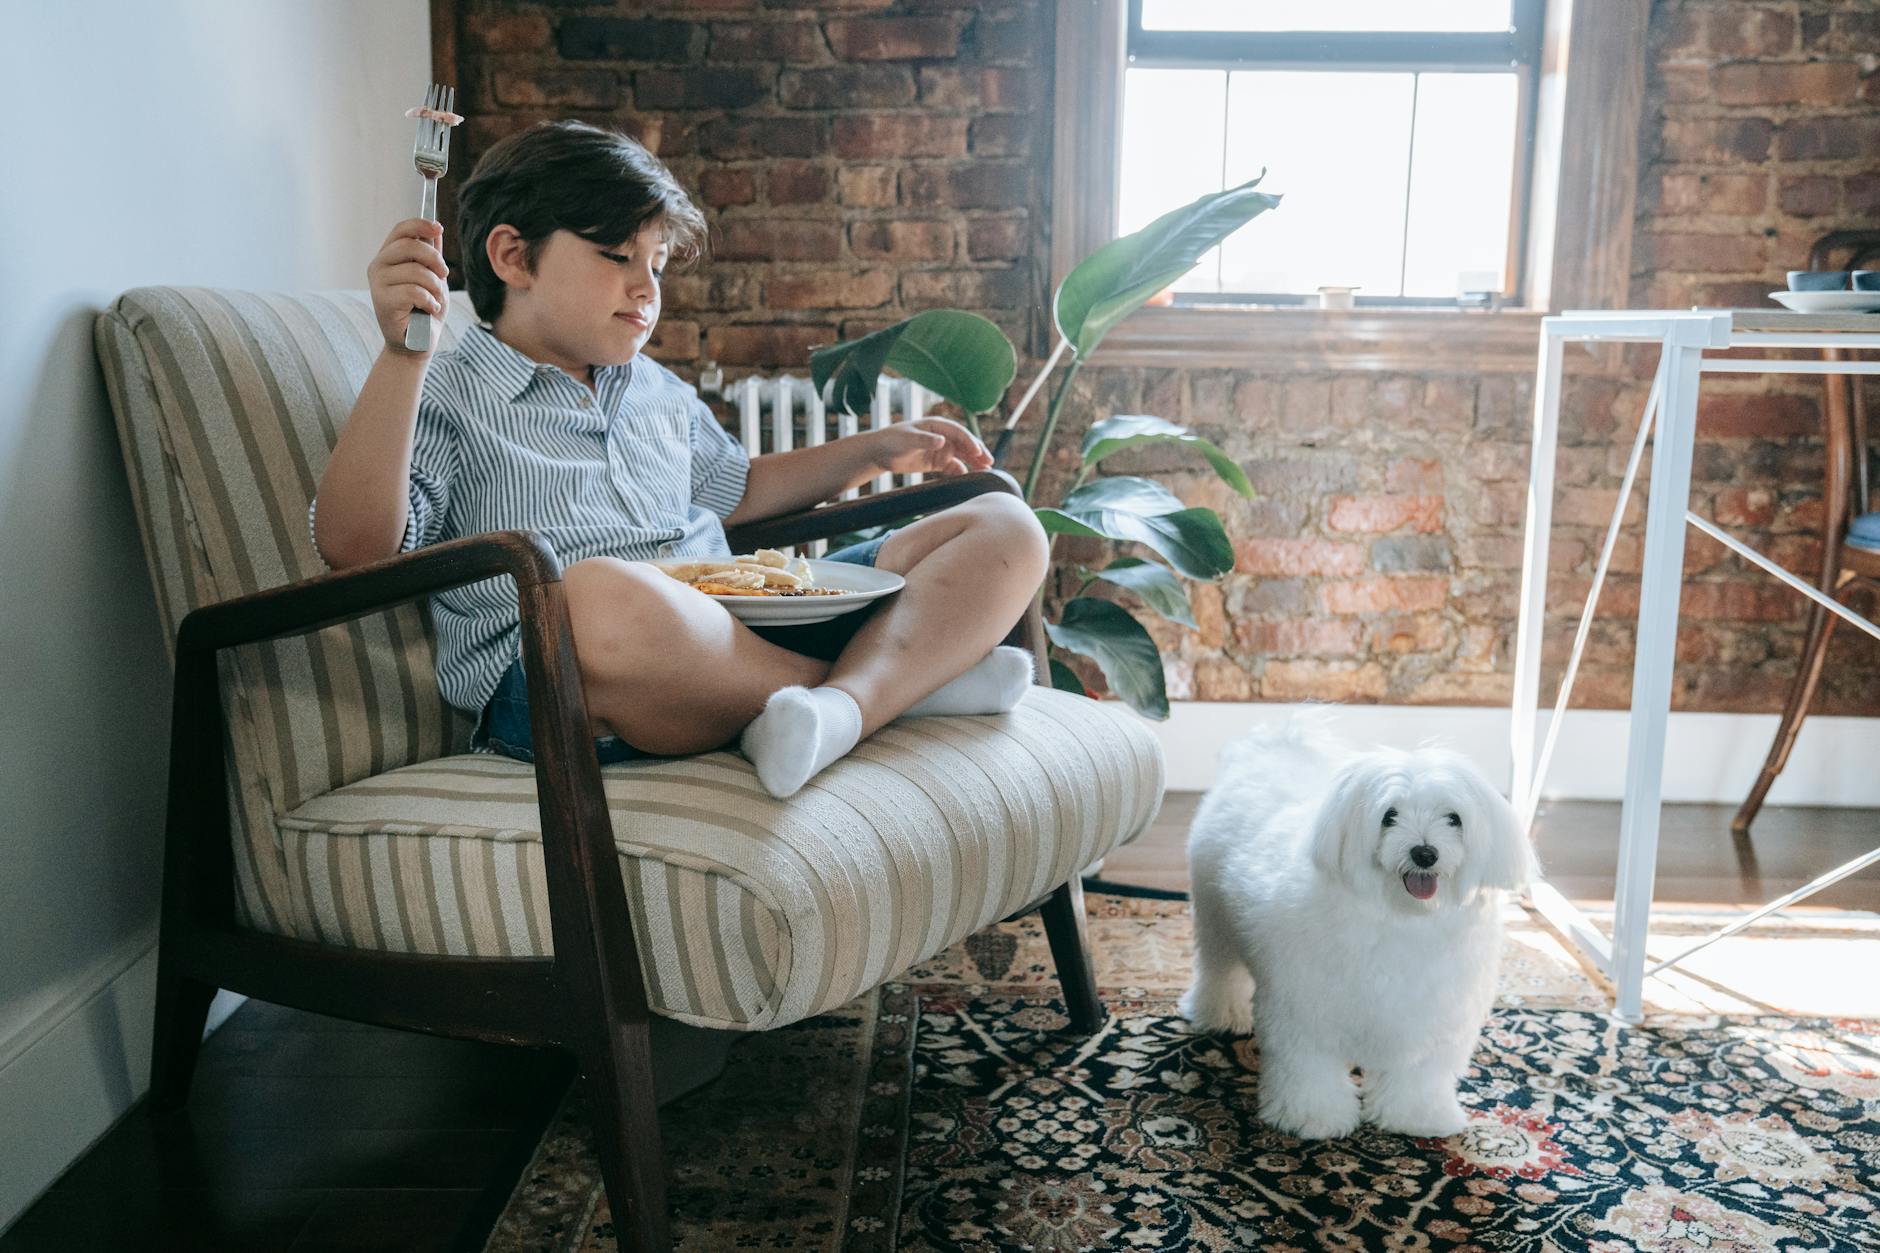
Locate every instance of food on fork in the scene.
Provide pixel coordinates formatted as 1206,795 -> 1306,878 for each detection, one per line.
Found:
656,550 -> 844,597
405,105 -> 464,126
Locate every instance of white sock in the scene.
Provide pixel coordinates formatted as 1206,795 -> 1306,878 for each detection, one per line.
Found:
740,685 -> 863,799
903,646 -> 1034,718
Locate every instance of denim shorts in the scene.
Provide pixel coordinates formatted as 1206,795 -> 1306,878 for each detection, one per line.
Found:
472,536 -> 890,765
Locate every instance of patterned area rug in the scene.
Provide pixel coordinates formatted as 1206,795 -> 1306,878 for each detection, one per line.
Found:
485,897 -> 1880,1251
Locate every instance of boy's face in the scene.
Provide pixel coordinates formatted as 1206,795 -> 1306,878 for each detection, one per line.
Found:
512,219 -> 669,371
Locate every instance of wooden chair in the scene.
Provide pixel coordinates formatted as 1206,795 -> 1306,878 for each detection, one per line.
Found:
1734,229 -> 1880,834
94,287 -> 1166,1251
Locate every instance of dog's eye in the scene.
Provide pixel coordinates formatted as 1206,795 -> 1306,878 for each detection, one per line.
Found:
1381,807 -> 1398,827
1446,813 -> 1462,828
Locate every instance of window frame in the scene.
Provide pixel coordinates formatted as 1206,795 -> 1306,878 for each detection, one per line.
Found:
1125,0 -> 1544,309
1050,0 -> 1650,372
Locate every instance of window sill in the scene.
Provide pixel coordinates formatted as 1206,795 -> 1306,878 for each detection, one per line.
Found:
1081,303 -> 1548,373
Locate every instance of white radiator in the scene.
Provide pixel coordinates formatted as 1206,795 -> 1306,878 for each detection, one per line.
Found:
715,373 -> 936,556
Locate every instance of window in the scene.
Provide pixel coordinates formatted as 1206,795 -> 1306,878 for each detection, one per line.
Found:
1051,0 -> 1650,371
1122,0 -> 1542,307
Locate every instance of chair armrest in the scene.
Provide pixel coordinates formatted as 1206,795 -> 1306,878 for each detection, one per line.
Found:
176,530 -> 562,653
722,469 -> 1024,552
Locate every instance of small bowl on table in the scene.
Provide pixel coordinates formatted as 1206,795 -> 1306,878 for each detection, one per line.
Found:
1788,270 -> 1851,291
1853,271 -> 1880,291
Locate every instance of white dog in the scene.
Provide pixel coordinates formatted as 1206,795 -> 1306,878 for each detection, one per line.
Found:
1179,717 -> 1537,1140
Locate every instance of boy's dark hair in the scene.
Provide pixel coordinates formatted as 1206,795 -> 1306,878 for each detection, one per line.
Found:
456,120 -> 707,323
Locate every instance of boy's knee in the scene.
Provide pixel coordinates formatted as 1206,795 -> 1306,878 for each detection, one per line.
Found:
564,558 -> 683,679
963,492 -> 1049,577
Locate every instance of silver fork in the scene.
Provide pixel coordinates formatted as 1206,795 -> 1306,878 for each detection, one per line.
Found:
404,82 -> 455,353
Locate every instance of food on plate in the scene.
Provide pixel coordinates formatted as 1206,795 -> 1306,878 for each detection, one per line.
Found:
405,105 -> 464,126
656,550 -> 844,597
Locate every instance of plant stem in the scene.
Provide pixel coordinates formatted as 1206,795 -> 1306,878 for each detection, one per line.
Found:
1022,359 -> 1082,503
962,410 -> 981,441
1002,336 -> 1069,435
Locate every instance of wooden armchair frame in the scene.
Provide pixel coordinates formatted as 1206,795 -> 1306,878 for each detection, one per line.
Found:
149,470 -> 1103,1252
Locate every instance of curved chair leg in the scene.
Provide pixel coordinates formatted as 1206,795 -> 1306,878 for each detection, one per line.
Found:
1734,599 -> 1841,834
1041,878 -> 1105,1034
149,969 -> 216,1110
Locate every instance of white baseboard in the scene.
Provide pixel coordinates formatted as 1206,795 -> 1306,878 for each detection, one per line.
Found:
0,938 -> 246,1233
1135,702 -> 1880,806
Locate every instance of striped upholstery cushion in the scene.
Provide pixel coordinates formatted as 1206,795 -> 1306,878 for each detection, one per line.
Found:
280,691 -> 1164,1030
96,288 -> 483,932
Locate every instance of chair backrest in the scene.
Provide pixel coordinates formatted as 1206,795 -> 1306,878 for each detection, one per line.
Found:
95,288 -> 481,932
1807,231 -> 1879,516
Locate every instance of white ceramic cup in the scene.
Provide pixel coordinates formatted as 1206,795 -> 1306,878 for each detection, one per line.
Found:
1317,285 -> 1358,310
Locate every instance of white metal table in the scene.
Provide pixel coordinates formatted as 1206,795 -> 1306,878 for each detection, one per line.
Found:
1513,308 -> 1880,1022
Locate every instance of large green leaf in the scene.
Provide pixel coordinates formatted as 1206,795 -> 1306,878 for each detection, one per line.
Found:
1049,657 -> 1088,695
1088,557 -> 1195,628
810,309 -> 1016,416
1083,415 -> 1255,499
1055,176 -> 1281,358
1034,477 -> 1236,578
1045,598 -> 1169,720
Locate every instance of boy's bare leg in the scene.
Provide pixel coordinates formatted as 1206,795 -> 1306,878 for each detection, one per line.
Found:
824,492 -> 1050,736
563,559 -> 834,755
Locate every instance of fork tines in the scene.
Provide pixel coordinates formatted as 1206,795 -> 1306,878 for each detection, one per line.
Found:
413,82 -> 454,172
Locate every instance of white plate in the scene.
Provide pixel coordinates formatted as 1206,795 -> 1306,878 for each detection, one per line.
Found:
642,556 -> 905,626
1768,290 -> 1880,313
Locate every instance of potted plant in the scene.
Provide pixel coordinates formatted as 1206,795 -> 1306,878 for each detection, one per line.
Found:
809,176 -> 1280,719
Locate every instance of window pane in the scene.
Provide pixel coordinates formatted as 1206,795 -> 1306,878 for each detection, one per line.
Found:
1142,0 -> 1511,34
1401,73 -> 1519,296
1217,71 -> 1415,296
1119,68 -> 1228,292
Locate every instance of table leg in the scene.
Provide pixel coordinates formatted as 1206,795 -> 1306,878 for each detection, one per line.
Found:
1512,332 -> 1566,818
1610,341 -> 1704,1023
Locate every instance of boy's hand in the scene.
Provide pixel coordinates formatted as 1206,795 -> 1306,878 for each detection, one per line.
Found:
870,417 -> 994,478
367,218 -> 450,356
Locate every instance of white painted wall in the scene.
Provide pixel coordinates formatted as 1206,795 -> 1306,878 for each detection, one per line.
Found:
0,0 -> 428,1229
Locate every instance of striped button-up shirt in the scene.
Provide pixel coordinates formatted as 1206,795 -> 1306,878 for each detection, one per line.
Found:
310,323 -> 749,717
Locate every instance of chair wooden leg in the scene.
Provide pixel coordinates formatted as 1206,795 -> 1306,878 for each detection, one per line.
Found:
1041,878 -> 1105,1034
148,967 -> 216,1110
575,1015 -> 671,1253
1734,599 -> 1841,835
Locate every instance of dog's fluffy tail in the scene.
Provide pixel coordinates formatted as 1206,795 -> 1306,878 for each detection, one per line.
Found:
1215,706 -> 1343,777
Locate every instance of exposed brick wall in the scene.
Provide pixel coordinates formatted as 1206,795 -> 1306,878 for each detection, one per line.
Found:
443,0 -> 1880,715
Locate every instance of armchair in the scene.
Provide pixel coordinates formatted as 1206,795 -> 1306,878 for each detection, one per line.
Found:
94,287 -> 1165,1251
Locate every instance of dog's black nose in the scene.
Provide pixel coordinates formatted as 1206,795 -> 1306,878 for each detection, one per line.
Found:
1410,845 -> 1438,868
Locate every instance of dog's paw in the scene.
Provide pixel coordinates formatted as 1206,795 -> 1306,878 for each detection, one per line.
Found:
1178,985 -> 1254,1036
1366,1095 -> 1470,1139
1260,1089 -> 1362,1141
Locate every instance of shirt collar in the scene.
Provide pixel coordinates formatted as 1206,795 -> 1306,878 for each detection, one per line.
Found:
459,323 -> 633,404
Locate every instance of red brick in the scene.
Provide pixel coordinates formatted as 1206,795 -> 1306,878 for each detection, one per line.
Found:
1777,116 -> 1880,161
967,219 -> 1027,261
977,12 -> 1042,63
1660,118 -> 1774,163
1232,538 -> 1365,577
1191,582 -> 1226,649
837,166 -> 898,207
703,323 -> 837,367
697,117 -> 826,159
898,268 -> 1031,310
1714,61 -> 1861,105
899,164 -> 1031,209
709,20 -> 826,63
1712,487 -> 1777,528
779,65 -> 916,109
1657,172 -> 1768,217
1235,617 -> 1365,657
1385,458 -> 1444,493
1370,615 -> 1450,654
1680,581 -> 1799,622
1405,672 -> 1513,704
465,13 -> 551,52
766,162 -> 831,205
492,68 -> 620,109
645,318 -> 699,359
825,16 -> 968,61
699,168 -> 756,208
1638,233 -> 1767,274
1194,657 -> 1256,700
1262,660 -> 1389,702
1779,176 -> 1841,217
1696,392 -> 1821,438
636,67 -> 771,110
1319,578 -> 1449,615
849,220 -> 955,261
1327,495 -> 1444,534
764,270 -> 895,309
714,220 -> 843,262
558,17 -> 693,62
833,115 -> 969,159
970,114 -> 1030,157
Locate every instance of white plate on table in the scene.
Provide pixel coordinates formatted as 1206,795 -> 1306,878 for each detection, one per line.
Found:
1768,290 -> 1880,313
642,557 -> 904,626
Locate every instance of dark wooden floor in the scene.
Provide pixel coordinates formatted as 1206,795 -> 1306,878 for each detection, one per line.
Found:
3,799 -> 1874,1251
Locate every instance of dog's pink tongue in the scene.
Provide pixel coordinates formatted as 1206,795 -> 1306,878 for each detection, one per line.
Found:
1403,871 -> 1438,900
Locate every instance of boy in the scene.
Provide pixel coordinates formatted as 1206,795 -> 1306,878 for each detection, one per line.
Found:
311,120 -> 1049,798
